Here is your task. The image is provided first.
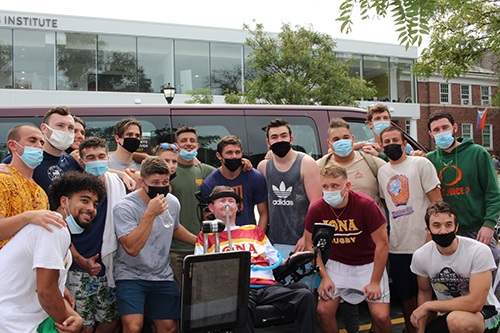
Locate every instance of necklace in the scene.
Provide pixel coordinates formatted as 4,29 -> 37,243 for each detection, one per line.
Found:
330,204 -> 347,220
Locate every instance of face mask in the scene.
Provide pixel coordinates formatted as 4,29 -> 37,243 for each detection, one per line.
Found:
270,141 -> 291,158
373,121 -> 390,136
384,143 -> 404,161
224,158 -> 242,172
44,124 -> 75,151
323,184 -> 346,207
333,139 -> 353,157
431,230 -> 456,248
179,148 -> 198,161
85,160 -> 109,178
64,203 -> 85,234
146,185 -> 170,199
120,137 -> 141,153
434,130 -> 455,150
170,172 -> 177,181
14,142 -> 44,169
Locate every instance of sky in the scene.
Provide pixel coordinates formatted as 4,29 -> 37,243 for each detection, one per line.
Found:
1,0 -> 428,50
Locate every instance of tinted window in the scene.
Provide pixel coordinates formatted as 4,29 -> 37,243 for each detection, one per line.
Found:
171,115 -> 246,168
0,119 -> 42,161
80,116 -> 171,155
347,120 -> 374,143
245,116 -> 321,166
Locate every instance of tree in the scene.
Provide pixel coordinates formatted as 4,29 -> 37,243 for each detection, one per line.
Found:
184,88 -> 214,104
243,23 -> 376,106
337,0 -> 500,104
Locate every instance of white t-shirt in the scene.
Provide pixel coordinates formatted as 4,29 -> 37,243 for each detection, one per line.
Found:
378,156 -> 440,254
411,236 -> 500,311
0,224 -> 72,333
318,151 -> 386,212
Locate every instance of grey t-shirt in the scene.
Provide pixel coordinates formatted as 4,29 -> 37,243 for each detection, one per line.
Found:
108,153 -> 141,172
113,191 -> 180,281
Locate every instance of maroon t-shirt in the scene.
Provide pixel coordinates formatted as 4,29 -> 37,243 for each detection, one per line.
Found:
304,190 -> 386,266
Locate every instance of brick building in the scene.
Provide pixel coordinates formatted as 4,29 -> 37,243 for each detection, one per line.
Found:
417,68 -> 499,156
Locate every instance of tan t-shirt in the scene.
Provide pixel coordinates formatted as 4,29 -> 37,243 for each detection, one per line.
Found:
316,151 -> 386,212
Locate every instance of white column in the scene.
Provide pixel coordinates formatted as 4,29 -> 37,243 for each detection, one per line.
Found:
409,119 -> 418,141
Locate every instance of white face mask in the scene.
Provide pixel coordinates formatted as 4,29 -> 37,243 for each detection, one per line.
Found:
44,124 -> 75,151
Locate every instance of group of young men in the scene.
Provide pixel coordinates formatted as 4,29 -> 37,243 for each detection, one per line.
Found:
0,104 -> 499,333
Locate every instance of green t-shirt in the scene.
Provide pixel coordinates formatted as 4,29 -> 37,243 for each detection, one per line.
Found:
170,162 -> 215,252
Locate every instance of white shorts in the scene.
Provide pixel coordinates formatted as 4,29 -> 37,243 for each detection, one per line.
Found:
324,260 -> 390,304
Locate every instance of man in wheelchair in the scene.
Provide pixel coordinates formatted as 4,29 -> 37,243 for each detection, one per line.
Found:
194,186 -> 316,333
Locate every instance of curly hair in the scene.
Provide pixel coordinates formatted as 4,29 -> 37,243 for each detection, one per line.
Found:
47,171 -> 106,209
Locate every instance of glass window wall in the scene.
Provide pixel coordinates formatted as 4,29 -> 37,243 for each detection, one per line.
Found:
97,35 -> 138,92
57,32 -> 96,91
174,40 -> 209,94
390,58 -> 414,103
0,29 -> 12,89
336,53 -> 362,78
13,29 -> 55,90
210,42 -> 243,95
363,55 -> 389,101
137,37 -> 174,93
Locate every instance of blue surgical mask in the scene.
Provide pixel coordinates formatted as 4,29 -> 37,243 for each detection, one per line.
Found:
333,139 -> 353,157
85,160 -> 109,178
64,204 -> 84,234
323,184 -> 347,207
434,130 -> 455,150
14,142 -> 44,169
179,148 -> 198,161
373,121 -> 390,136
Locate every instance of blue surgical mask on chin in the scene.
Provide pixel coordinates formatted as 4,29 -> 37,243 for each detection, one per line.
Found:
65,204 -> 84,234
333,139 -> 353,157
85,160 -> 109,178
323,184 -> 347,207
179,148 -> 198,161
373,121 -> 390,136
434,130 -> 455,150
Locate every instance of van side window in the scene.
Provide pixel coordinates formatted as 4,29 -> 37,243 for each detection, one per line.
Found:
81,116 -> 171,155
171,115 -> 247,168
347,121 -> 375,143
245,116 -> 321,166
0,120 -> 42,161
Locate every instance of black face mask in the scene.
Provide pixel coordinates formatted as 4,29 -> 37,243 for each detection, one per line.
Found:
121,137 -> 141,153
224,158 -> 242,172
431,230 -> 456,248
146,185 -> 170,199
170,172 -> 177,181
270,141 -> 291,158
384,143 -> 403,161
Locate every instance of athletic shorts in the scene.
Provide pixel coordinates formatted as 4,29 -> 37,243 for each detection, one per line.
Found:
389,253 -> 418,301
324,259 -> 390,304
66,270 -> 118,327
115,280 -> 180,320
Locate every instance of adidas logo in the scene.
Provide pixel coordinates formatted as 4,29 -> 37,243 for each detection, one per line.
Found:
272,181 -> 294,206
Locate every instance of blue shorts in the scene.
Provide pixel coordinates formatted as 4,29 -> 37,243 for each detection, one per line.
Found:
115,280 -> 180,320
389,253 -> 418,301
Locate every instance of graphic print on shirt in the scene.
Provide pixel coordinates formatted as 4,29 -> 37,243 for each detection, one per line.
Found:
431,267 -> 469,298
47,164 -> 64,181
231,185 -> 244,211
272,181 -> 294,206
387,174 -> 413,219
322,219 -> 362,245
439,163 -> 469,197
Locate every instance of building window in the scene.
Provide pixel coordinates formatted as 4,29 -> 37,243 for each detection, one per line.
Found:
0,28 -> 12,89
210,43 -> 244,95
390,58 -> 414,103
174,40 -> 209,94
137,37 -> 174,93
482,124 -> 493,150
461,85 -> 470,105
405,119 -> 411,134
13,29 -> 56,90
363,55 -> 390,101
462,124 -> 473,139
440,83 -> 450,103
57,32 -> 97,91
481,86 -> 491,106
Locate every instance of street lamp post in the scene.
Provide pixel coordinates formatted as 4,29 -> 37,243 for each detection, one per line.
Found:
161,83 -> 176,104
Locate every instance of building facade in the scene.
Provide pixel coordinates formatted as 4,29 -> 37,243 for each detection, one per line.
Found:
417,69 -> 498,155
0,11 -> 422,137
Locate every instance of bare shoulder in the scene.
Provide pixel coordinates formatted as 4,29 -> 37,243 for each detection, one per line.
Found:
257,159 -> 268,176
